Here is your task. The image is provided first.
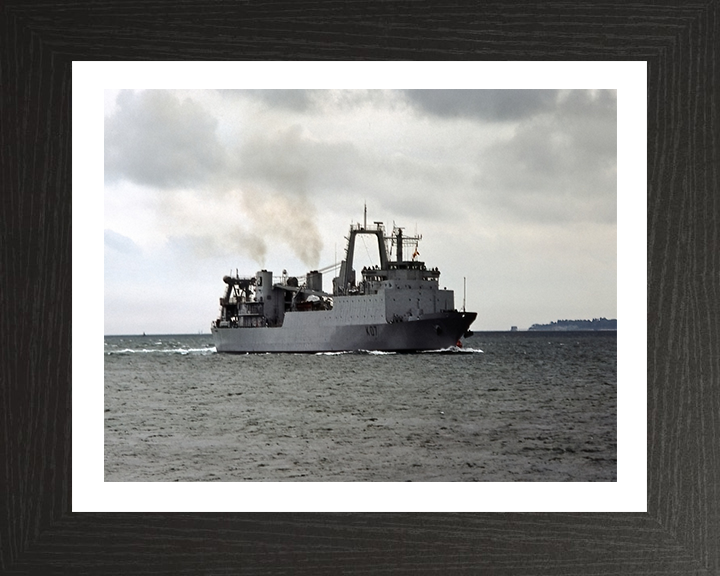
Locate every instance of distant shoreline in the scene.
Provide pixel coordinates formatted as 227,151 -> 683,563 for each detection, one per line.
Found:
474,330 -> 616,335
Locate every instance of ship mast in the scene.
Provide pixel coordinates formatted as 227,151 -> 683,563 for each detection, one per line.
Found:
334,208 -> 389,295
389,225 -> 422,263
463,277 -> 467,312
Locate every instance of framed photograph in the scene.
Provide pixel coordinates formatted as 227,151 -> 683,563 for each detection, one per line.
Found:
3,2 -> 717,573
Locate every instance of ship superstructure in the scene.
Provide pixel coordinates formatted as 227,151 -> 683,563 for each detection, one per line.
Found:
211,213 -> 476,353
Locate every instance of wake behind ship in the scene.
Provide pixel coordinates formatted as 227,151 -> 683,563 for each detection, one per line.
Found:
211,213 -> 476,353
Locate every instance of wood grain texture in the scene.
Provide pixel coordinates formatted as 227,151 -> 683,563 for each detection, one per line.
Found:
1,1 -> 718,574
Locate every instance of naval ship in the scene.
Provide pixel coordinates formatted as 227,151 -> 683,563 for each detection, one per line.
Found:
211,212 -> 476,353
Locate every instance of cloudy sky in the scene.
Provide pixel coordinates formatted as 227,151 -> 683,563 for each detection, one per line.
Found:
104,89 -> 616,334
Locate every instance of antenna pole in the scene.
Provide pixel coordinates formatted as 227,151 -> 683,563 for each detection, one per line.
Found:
364,202 -> 367,229
463,277 -> 466,312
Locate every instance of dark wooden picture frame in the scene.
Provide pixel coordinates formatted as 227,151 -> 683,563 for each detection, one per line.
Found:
2,2 -> 718,574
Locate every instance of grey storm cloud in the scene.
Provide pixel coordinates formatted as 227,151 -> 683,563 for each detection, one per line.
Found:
221,89 -> 399,115
402,89 -> 561,121
105,90 -> 326,268
475,90 -> 617,224
237,124 -> 319,192
105,90 -> 226,189
229,89 -> 320,112
105,88 -> 615,268
235,123 -> 462,223
234,123 -> 361,193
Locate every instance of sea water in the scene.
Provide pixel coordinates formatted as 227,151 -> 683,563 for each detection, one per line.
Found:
104,332 -> 616,482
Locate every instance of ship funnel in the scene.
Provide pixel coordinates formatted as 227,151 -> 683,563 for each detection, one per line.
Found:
306,270 -> 322,292
255,270 -> 272,302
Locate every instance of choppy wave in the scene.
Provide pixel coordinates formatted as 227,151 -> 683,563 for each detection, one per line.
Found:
316,348 -> 480,356
314,350 -> 397,356
106,347 -> 217,356
421,346 -> 484,354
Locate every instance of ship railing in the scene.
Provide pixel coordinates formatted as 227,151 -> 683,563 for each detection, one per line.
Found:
352,221 -> 385,232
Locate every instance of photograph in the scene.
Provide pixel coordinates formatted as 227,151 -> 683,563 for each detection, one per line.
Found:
104,89 -> 617,482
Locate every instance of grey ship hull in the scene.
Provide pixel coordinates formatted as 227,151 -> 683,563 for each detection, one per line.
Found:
212,311 -> 476,353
